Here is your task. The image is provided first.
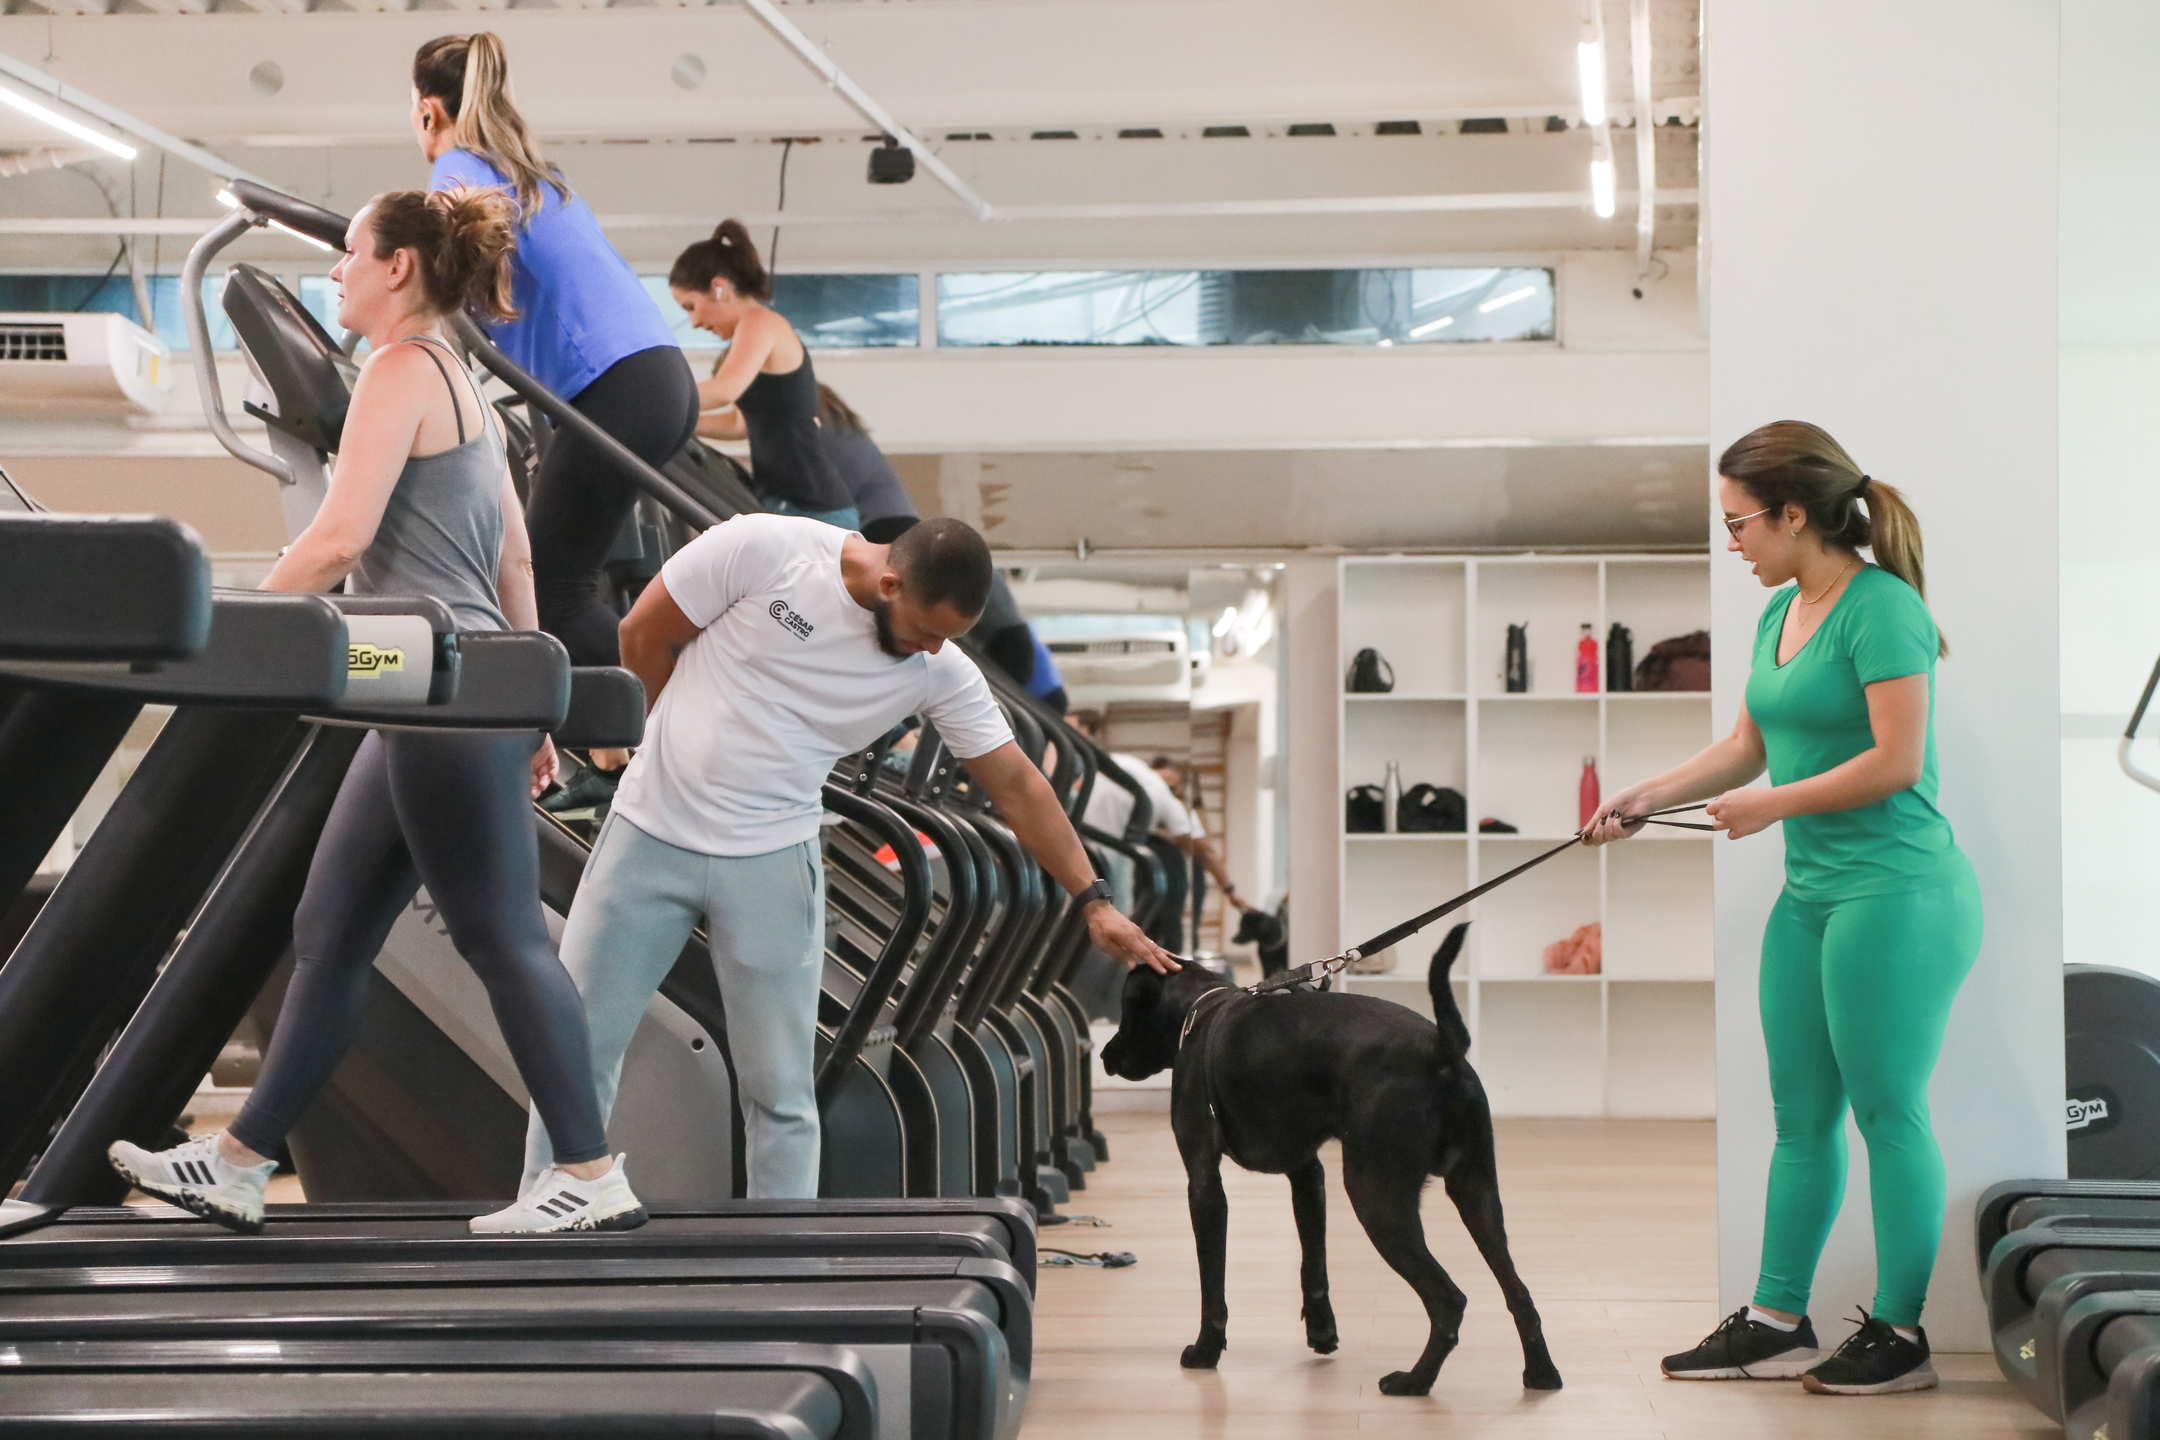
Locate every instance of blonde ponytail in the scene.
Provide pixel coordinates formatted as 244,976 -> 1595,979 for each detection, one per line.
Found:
1718,419 -> 1947,657
413,32 -> 569,219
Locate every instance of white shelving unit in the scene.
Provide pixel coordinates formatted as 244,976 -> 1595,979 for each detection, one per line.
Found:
1335,555 -> 1714,1118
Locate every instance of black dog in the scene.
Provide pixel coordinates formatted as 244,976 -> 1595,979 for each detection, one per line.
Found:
1230,905 -> 1289,978
1100,923 -> 1561,1396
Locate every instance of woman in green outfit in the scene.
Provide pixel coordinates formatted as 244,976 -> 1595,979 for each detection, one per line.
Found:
1586,419 -> 1982,1397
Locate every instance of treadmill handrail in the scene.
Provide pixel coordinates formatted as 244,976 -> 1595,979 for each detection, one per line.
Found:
2126,650 -> 2160,794
816,785 -> 932,1101
182,208 -> 291,486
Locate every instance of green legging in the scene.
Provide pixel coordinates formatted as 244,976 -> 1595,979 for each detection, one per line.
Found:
1753,865 -> 1983,1329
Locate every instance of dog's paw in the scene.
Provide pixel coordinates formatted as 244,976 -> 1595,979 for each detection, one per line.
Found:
1377,1370 -> 1434,1397
1302,1301 -> 1339,1354
1181,1338 -> 1224,1370
1523,1360 -> 1564,1392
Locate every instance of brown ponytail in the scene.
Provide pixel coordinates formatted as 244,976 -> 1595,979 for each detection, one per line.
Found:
817,383 -> 866,434
668,220 -> 771,301
1718,419 -> 1945,656
367,187 -> 519,323
413,32 -> 568,218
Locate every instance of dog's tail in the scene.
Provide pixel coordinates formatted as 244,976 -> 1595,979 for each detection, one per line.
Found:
1428,923 -> 1472,1060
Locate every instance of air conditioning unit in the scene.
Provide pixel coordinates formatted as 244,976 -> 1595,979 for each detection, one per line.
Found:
1048,627 -> 1191,701
0,312 -> 172,417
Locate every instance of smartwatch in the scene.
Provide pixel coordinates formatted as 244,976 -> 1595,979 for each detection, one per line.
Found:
1077,878 -> 1115,907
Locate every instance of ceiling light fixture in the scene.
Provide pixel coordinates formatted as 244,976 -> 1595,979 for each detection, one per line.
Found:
1212,606 -> 1238,638
1408,314 -> 1456,338
1478,286 -> 1538,314
0,82 -> 136,160
216,187 -> 337,252
1576,25 -> 1607,127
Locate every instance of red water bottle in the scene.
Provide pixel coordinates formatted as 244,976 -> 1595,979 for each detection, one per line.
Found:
1576,623 -> 1598,693
1579,756 -> 1600,830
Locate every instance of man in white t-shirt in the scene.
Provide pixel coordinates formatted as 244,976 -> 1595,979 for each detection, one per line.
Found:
523,514 -> 1173,1198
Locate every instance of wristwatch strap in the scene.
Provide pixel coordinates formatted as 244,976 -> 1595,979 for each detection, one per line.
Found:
1077,878 -> 1115,907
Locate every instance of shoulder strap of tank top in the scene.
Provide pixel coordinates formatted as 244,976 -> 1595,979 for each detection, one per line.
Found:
399,334 -> 490,447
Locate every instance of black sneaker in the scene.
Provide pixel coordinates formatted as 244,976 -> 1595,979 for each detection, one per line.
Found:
540,762 -> 619,816
1801,1310 -> 1936,1395
1661,1307 -> 1820,1380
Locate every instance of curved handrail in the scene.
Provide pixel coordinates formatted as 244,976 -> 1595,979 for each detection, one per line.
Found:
2123,652 -> 2160,796
815,783 -> 931,1101
182,209 -> 289,485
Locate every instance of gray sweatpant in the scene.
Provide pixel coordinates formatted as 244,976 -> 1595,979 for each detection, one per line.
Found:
522,812 -> 827,1198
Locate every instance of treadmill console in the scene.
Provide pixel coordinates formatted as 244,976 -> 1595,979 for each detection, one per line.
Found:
223,264 -> 357,455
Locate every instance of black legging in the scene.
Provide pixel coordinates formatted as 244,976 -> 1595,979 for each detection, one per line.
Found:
230,730 -> 609,1165
526,346 -> 700,667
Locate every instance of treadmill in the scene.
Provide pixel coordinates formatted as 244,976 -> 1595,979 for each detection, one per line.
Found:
0,184 -> 1047,1436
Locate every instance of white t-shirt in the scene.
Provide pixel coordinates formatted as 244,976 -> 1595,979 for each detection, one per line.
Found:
613,514 -> 1014,857
1080,752 -> 1193,841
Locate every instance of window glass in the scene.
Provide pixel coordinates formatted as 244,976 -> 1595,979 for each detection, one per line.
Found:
641,273 -> 919,351
0,274 -> 238,351
935,266 -> 1555,347
298,276 -> 340,338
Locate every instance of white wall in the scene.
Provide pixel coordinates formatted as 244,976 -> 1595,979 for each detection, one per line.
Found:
1704,0 -> 2061,1351
2059,1 -> 2160,976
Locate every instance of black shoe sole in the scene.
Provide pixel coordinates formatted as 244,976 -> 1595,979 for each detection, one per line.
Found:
110,1167 -> 262,1236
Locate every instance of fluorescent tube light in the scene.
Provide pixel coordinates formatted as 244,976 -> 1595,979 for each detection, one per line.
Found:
1477,286 -> 1537,314
1576,39 -> 1607,127
0,83 -> 136,160
1213,606 -> 1238,638
1408,314 -> 1456,338
217,186 -> 336,252
1590,158 -> 1616,218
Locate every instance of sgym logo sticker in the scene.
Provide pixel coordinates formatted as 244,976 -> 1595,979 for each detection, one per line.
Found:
349,643 -> 406,677
769,599 -> 815,641
2068,1095 -> 2112,1132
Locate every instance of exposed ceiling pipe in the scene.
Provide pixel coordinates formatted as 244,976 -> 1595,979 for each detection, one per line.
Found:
0,146 -> 98,178
731,0 -> 991,219
0,48 -> 270,187
1629,0 -> 1657,273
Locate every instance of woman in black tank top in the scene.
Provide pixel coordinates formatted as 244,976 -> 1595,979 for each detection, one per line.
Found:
668,222 -> 857,526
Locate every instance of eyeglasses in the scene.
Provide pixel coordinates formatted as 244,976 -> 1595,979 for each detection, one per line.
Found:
1723,506 -> 1771,539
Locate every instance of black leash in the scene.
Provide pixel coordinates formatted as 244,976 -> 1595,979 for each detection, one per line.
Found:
1235,803 -> 1711,998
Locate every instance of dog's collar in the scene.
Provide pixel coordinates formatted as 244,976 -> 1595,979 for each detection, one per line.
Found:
1178,984 -> 1242,1051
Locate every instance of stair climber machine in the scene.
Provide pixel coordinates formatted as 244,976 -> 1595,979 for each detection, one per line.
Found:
1977,649 -> 2160,1439
0,182 -> 1058,1439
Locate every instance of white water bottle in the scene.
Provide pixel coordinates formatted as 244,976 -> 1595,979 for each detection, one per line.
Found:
1383,759 -> 1403,834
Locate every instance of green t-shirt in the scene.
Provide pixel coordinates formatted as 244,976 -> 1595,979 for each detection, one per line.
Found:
1744,564 -> 1963,901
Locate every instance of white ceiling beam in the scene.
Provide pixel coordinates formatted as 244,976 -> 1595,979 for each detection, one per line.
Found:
0,47 -> 270,183
733,0 -> 990,217
1628,0 -> 1655,270
128,0 -> 213,13
0,188 -> 1698,236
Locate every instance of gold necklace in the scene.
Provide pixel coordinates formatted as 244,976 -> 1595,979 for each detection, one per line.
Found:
1796,560 -> 1855,608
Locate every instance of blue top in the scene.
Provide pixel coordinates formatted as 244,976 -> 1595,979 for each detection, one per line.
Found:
430,149 -> 675,402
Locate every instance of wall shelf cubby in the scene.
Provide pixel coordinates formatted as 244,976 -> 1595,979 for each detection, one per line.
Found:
1334,554 -> 1714,1118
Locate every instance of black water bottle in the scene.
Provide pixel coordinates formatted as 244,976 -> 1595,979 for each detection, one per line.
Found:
1607,623 -> 1634,692
1505,623 -> 1528,693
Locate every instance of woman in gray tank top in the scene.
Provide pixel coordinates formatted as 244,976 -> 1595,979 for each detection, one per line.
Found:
105,188 -> 646,1238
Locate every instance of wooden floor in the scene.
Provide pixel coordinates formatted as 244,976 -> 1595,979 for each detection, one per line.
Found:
1027,1112 -> 2049,1439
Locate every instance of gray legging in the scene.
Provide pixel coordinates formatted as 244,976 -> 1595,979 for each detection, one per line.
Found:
230,729 -> 609,1166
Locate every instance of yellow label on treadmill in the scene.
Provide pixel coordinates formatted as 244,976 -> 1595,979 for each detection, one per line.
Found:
349,643 -> 406,676
2020,1340 -> 2036,1361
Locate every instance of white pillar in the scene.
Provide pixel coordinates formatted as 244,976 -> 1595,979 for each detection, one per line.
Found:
1704,1 -> 2062,1349
1283,556 -> 1340,968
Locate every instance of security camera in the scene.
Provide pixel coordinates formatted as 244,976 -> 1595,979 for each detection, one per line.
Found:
868,136 -> 915,185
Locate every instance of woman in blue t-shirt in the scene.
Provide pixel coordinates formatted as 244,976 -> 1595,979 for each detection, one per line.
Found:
412,33 -> 698,669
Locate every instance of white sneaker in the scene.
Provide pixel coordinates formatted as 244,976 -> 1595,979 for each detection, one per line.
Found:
470,1154 -> 647,1234
106,1133 -> 277,1235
